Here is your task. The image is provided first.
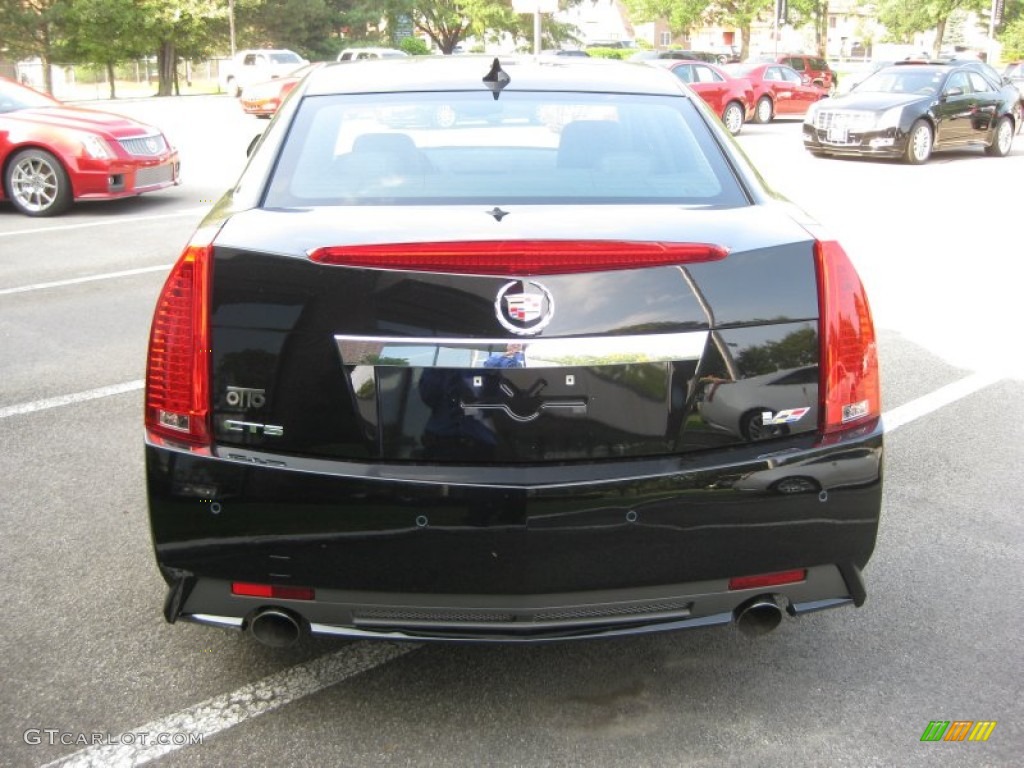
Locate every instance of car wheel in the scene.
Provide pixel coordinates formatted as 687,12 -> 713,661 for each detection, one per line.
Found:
4,148 -> 73,217
433,104 -> 457,128
903,120 -> 932,164
722,101 -> 744,135
985,116 -> 1014,157
740,409 -> 785,442
771,476 -> 822,495
755,96 -> 773,124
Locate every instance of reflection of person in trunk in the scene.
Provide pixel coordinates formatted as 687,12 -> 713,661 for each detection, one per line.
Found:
418,369 -> 497,460
484,343 -> 525,368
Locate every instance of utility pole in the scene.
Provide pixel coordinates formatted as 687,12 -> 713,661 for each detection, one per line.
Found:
229,0 -> 237,57
988,0 -> 1004,63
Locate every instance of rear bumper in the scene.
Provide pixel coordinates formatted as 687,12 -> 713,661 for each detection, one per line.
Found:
172,565 -> 860,642
147,420 -> 882,641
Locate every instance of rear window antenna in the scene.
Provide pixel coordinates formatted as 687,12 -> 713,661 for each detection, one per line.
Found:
483,58 -> 510,100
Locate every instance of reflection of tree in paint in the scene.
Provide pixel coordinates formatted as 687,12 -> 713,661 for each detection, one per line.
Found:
736,327 -> 818,376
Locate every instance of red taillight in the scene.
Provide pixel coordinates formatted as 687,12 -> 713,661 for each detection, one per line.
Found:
145,240 -> 212,448
816,240 -> 880,434
232,582 -> 315,601
728,569 -> 807,591
308,240 -> 729,275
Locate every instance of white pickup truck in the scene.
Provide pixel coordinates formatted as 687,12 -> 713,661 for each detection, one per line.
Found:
220,49 -> 307,96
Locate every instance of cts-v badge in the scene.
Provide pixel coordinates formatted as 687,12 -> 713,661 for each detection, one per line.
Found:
495,280 -> 555,335
763,408 -> 811,426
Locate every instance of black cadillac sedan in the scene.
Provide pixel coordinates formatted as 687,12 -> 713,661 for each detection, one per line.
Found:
145,56 -> 883,646
803,61 -> 1018,163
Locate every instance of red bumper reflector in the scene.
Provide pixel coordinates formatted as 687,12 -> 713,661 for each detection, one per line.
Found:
728,569 -> 807,591
308,240 -> 729,275
232,582 -> 315,601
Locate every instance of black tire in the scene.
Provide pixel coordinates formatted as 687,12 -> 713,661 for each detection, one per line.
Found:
754,96 -> 773,124
985,115 -> 1014,157
226,77 -> 241,98
903,119 -> 932,164
4,148 -> 73,217
722,101 -> 745,135
740,408 -> 785,442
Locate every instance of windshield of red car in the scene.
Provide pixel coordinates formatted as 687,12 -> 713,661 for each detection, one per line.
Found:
0,79 -> 61,113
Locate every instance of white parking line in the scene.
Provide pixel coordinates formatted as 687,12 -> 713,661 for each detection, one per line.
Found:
882,371 -> 1003,433
0,207 -> 207,239
0,266 -> 172,297
0,381 -> 143,420
40,642 -> 419,768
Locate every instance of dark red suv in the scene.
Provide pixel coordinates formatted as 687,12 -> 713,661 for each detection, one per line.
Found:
770,54 -> 837,93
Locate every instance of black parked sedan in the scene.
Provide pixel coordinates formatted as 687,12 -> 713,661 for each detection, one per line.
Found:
145,56 -> 883,646
803,61 -> 1017,163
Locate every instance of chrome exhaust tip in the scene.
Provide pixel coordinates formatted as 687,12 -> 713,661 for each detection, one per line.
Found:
734,595 -> 784,637
248,608 -> 303,648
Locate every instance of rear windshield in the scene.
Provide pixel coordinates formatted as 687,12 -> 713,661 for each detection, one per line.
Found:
262,91 -> 747,207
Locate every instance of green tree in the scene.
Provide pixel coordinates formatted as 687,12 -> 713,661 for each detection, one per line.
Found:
1000,1 -> 1024,58
788,0 -> 830,56
413,0 -> 518,54
236,0 -> 345,60
705,0 -> 774,61
0,0 -> 66,93
877,0 -> 988,55
140,0 -> 224,96
353,0 -> 580,55
622,0 -> 706,41
62,0 -> 149,98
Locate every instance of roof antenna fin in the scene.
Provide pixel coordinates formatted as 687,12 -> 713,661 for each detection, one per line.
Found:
483,58 -> 510,101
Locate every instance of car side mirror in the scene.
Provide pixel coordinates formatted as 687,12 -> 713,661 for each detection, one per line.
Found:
943,86 -> 964,99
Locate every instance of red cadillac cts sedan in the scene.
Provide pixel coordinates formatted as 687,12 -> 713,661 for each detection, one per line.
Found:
239,63 -> 321,118
0,76 -> 180,216
654,59 -> 754,135
725,63 -> 829,124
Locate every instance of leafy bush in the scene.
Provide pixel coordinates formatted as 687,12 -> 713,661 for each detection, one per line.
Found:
399,37 -> 431,56
584,48 -> 630,60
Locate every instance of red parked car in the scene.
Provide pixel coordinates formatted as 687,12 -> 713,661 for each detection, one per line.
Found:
239,63 -> 321,118
654,60 -> 754,135
725,63 -> 828,124
751,54 -> 838,94
0,76 -> 180,216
